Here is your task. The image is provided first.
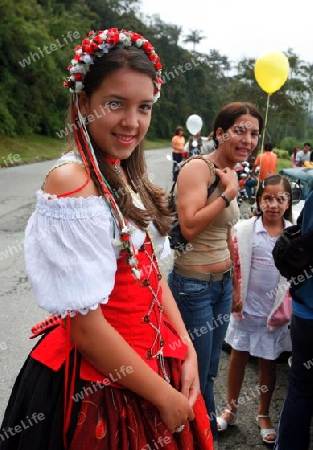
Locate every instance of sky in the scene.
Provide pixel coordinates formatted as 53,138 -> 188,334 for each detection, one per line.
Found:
140,0 -> 313,65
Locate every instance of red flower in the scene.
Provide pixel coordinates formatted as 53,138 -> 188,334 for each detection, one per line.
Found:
90,42 -> 99,53
74,73 -> 83,81
82,44 -> 94,55
148,53 -> 157,62
155,61 -> 162,71
74,45 -> 82,52
74,53 -> 82,62
93,36 -> 103,45
88,30 -> 95,36
106,33 -> 120,46
142,41 -> 154,53
120,233 -> 130,242
156,76 -> 163,85
107,28 -> 118,33
131,32 -> 144,42
82,38 -> 90,45
63,80 -> 73,87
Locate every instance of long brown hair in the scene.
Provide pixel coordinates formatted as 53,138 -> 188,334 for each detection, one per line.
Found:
65,47 -> 171,235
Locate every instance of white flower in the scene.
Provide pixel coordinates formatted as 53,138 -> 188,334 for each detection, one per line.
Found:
74,82 -> 83,92
153,91 -> 161,102
135,39 -> 143,48
98,43 -> 111,53
132,268 -> 141,280
121,226 -> 132,235
111,238 -> 122,247
128,256 -> 137,266
82,54 -> 92,64
70,64 -> 88,74
119,33 -> 131,46
99,31 -> 108,40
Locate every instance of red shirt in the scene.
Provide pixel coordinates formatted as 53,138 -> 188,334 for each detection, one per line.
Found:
255,151 -> 277,181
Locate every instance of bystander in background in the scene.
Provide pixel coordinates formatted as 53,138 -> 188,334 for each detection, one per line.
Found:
245,142 -> 277,203
296,142 -> 311,167
171,126 -> 186,182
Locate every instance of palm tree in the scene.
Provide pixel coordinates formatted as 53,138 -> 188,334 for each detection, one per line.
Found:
183,29 -> 206,52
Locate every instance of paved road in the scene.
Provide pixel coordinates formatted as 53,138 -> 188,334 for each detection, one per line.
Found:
0,148 -> 311,449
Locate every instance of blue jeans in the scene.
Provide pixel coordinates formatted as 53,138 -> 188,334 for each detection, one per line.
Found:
244,178 -> 258,199
168,268 -> 233,440
172,153 -> 183,182
274,314 -> 313,450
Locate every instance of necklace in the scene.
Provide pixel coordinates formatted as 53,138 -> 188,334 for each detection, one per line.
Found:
105,157 -> 123,178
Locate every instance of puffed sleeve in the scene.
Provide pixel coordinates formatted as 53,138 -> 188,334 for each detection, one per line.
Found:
24,191 -> 118,318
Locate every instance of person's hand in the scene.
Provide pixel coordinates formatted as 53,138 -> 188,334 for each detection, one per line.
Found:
180,346 -> 200,407
157,385 -> 195,434
214,167 -> 238,200
232,289 -> 243,313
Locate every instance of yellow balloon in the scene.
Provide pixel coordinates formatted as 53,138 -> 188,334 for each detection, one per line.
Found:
254,51 -> 289,95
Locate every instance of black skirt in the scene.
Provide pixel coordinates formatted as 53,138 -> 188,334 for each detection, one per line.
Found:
0,347 -> 84,450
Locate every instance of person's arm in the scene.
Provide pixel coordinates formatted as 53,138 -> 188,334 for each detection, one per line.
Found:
177,159 -> 238,241
228,230 -> 243,313
159,277 -> 199,407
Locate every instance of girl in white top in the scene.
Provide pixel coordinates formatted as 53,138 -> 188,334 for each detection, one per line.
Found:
0,28 -> 213,450
217,174 -> 293,445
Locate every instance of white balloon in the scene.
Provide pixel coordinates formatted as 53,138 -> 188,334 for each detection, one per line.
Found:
186,114 -> 203,135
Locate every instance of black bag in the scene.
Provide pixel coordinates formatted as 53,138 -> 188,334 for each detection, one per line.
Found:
272,221 -> 313,280
168,175 -> 219,251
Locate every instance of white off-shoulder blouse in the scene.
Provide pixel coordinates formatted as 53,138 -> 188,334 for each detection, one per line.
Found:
24,153 -> 171,318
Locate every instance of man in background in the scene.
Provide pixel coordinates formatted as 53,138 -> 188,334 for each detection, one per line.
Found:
244,142 -> 277,202
296,142 -> 311,167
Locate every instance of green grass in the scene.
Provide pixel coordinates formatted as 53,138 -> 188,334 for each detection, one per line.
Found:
145,139 -> 171,150
0,135 -> 292,169
0,135 -> 65,168
0,135 -> 171,167
277,158 -> 293,172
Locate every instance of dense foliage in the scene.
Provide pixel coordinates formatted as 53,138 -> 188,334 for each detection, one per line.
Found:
1,0 -> 313,146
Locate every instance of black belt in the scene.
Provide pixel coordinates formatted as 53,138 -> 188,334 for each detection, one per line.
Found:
173,265 -> 233,282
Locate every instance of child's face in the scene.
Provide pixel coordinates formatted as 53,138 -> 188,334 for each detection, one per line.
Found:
259,183 -> 290,222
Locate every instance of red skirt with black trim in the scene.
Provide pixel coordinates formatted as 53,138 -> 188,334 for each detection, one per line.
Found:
0,342 -> 213,450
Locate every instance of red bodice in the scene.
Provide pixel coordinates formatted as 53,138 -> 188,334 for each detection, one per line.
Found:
30,239 -> 187,386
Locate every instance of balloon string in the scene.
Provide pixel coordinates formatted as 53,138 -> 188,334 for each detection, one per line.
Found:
254,93 -> 271,196
260,93 -> 270,153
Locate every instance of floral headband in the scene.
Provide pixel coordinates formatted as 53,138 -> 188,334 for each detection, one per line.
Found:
64,28 -> 163,102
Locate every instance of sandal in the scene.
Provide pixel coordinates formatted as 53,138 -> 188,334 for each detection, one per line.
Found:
217,409 -> 237,432
256,414 -> 276,445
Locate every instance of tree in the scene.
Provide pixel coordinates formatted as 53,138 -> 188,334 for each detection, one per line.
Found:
183,29 -> 206,52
